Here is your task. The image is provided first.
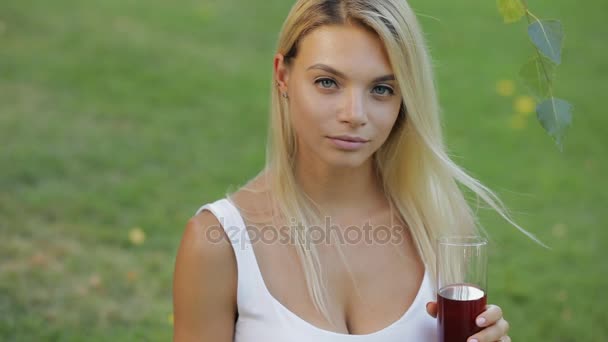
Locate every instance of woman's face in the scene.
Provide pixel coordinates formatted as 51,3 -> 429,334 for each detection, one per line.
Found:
275,23 -> 402,169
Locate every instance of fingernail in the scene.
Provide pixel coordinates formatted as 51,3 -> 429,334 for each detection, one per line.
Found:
469,339 -> 478,342
476,317 -> 486,326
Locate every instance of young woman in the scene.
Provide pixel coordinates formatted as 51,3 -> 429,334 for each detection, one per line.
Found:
173,0 -> 526,341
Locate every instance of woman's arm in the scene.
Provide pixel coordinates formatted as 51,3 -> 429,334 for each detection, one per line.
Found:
173,211 -> 237,342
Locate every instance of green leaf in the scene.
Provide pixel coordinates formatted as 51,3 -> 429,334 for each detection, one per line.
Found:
519,54 -> 556,98
497,0 -> 526,23
536,97 -> 573,150
528,20 -> 564,65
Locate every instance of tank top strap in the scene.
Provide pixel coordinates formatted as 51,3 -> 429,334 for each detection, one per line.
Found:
194,198 -> 270,309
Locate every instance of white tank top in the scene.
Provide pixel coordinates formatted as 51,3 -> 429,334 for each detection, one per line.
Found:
196,198 -> 438,341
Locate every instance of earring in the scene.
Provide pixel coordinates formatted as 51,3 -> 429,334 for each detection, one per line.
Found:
276,81 -> 288,99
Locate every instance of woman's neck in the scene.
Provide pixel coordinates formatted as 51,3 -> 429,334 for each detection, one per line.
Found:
294,154 -> 386,218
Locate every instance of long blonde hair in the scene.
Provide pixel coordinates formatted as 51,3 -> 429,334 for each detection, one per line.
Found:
230,0 -> 545,327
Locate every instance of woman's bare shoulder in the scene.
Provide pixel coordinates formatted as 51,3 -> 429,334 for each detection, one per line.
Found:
172,211 -> 237,341
178,209 -> 239,283
182,210 -> 235,259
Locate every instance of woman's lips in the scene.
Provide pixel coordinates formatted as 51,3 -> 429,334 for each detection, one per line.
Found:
327,137 -> 369,150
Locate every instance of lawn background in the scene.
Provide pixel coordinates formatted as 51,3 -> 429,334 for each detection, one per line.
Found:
1,0 -> 606,340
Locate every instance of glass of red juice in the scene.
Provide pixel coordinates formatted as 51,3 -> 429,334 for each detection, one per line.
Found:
437,236 -> 488,342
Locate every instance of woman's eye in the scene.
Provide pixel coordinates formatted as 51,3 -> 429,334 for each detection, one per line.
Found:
372,85 -> 394,96
316,78 -> 337,89
314,79 -> 393,95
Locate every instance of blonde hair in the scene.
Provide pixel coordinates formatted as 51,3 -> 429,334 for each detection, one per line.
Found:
230,0 -> 545,328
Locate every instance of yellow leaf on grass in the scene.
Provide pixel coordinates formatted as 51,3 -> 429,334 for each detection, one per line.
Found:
168,313 -> 174,325
129,227 -> 146,245
496,79 -> 515,97
30,252 -> 50,267
514,95 -> 536,114
497,0 -> 526,24
551,223 -> 567,238
126,271 -> 139,283
89,274 -> 102,289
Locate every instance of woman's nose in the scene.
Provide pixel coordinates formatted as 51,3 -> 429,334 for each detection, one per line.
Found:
338,89 -> 367,127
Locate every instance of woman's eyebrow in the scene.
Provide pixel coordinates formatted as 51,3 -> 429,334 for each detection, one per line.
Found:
306,63 -> 395,82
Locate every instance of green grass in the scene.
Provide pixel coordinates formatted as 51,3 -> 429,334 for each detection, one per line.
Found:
1,0 -> 606,340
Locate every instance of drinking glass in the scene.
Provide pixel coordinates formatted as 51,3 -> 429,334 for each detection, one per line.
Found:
437,236 -> 488,342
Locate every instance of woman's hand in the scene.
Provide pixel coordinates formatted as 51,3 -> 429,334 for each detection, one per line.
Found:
426,301 -> 511,342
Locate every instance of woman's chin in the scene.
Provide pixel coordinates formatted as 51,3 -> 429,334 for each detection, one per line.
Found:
323,153 -> 372,169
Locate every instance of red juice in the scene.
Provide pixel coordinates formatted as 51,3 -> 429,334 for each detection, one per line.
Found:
438,284 -> 487,342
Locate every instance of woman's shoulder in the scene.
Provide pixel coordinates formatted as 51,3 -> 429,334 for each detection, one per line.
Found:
182,169 -> 272,253
183,170 -> 270,251
173,211 -> 238,340
179,210 -> 237,276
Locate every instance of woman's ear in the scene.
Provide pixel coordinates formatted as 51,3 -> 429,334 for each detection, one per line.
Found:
273,53 -> 290,93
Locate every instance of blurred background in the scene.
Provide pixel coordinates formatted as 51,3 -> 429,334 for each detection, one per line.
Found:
1,0 -> 606,340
